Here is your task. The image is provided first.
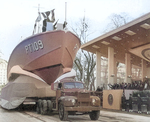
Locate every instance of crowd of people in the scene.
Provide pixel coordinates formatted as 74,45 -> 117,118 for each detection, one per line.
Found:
121,91 -> 150,113
108,79 -> 150,90
95,79 -> 150,109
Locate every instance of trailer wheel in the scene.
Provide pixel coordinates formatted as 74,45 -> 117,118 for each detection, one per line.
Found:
59,102 -> 68,121
41,100 -> 48,115
47,100 -> 52,114
36,99 -> 42,114
89,110 -> 100,120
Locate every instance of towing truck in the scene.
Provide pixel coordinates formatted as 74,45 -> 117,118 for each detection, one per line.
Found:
36,77 -> 101,121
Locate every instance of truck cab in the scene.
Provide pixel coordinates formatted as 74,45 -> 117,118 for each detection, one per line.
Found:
56,78 -> 101,121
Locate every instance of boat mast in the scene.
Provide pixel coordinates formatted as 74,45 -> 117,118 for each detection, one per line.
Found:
38,4 -> 40,33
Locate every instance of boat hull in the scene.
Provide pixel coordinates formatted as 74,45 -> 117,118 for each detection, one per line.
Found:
8,30 -> 80,84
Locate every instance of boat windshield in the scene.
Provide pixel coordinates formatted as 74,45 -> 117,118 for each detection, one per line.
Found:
64,82 -> 84,89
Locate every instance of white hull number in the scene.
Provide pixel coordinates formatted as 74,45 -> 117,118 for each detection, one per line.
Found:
25,40 -> 44,54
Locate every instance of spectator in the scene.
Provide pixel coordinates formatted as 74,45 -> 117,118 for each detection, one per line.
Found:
129,94 -> 132,111
137,94 -> 142,113
96,86 -> 101,91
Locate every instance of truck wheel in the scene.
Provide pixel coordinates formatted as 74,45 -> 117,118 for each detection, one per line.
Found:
47,100 -> 52,114
41,100 -> 48,115
36,99 -> 42,114
89,110 -> 100,120
59,102 -> 68,121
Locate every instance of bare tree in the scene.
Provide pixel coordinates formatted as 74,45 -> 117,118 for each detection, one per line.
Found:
103,13 -> 142,83
0,50 -> 3,58
71,13 -> 132,89
104,12 -> 132,33
70,17 -> 96,90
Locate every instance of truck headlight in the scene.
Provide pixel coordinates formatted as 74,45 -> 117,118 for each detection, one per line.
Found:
92,98 -> 96,105
91,96 -> 100,106
71,99 -> 76,105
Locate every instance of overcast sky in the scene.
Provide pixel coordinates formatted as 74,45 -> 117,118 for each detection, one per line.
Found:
0,0 -> 150,61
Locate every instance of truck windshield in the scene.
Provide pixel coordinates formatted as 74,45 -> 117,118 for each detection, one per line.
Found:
64,82 -> 84,89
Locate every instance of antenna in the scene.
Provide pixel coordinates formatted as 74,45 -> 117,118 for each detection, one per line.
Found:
63,2 -> 67,29
38,4 -> 40,13
37,4 -> 40,33
33,4 -> 44,13
65,2 -> 67,22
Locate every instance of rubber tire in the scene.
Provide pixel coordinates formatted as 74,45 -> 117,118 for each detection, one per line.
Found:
47,100 -> 52,114
89,110 -> 100,120
36,99 -> 42,114
41,100 -> 48,115
59,102 -> 68,121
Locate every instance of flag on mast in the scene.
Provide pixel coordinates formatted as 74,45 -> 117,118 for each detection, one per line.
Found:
41,9 -> 55,23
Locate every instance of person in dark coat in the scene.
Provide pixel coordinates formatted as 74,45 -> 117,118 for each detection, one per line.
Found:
129,94 -> 133,112
137,94 -> 142,113
147,95 -> 150,112
96,86 -> 101,91
121,93 -> 126,110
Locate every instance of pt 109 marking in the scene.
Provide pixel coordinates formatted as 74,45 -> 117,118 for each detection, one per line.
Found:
25,40 -> 44,54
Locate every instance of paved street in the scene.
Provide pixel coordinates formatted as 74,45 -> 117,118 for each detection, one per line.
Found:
0,106 -> 150,122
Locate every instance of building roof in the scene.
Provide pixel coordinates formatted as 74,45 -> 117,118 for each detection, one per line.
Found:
81,12 -> 150,67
